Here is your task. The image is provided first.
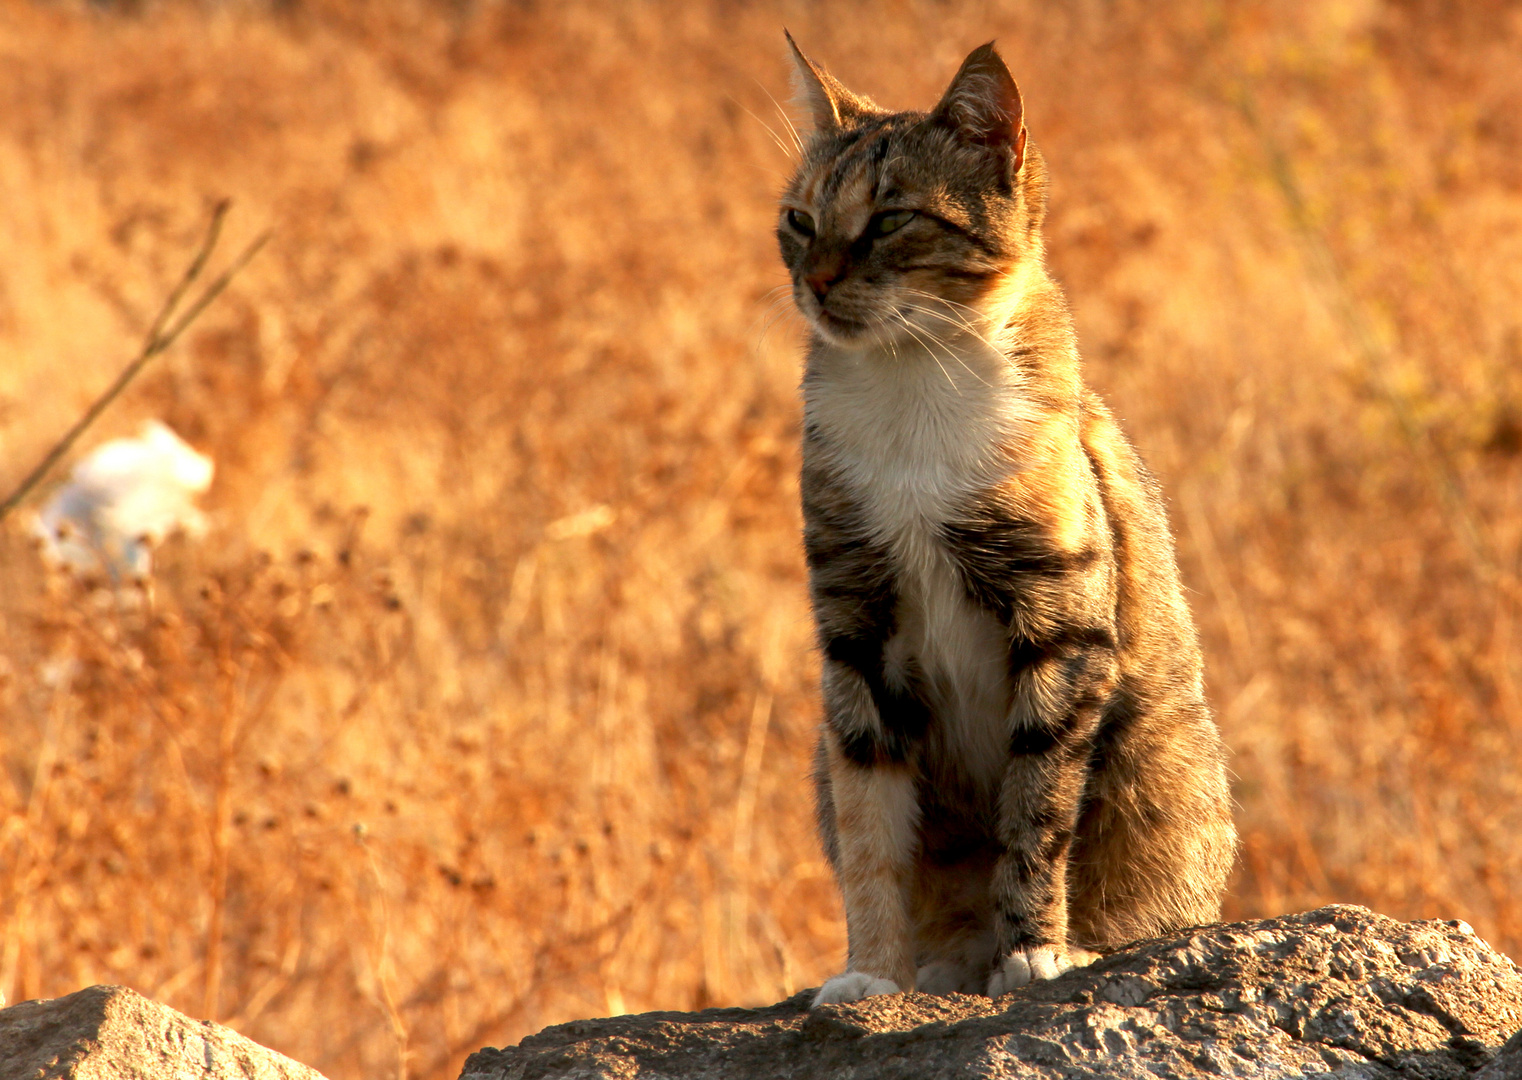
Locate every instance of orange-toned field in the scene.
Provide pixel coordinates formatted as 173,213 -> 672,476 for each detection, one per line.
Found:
2,1 -> 1521,1077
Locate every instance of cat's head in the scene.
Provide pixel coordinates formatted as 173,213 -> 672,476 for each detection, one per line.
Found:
777,36 -> 1048,350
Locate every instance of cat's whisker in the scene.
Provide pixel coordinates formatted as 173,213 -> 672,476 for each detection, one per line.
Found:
894,286 -> 986,325
758,303 -> 795,331
887,310 -> 961,390
887,307 -> 952,360
909,310 -> 1002,371
867,311 -> 916,373
750,286 -> 798,322
756,284 -> 794,309
751,291 -> 793,318
744,162 -> 792,183
895,287 -> 1002,333
752,305 -> 794,341
888,303 -> 993,389
898,299 -> 1009,372
897,288 -> 1003,350
752,294 -> 803,348
752,77 -> 805,157
916,315 -> 997,387
898,301 -> 983,348
729,94 -> 799,162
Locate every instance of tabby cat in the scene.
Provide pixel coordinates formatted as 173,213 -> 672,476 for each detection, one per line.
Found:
776,36 -> 1237,1005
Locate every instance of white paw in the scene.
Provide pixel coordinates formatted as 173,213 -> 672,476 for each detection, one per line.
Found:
811,971 -> 902,1007
986,946 -> 1073,997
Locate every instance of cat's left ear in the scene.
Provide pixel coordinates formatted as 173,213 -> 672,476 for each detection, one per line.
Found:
932,42 -> 1027,170
785,30 -> 875,135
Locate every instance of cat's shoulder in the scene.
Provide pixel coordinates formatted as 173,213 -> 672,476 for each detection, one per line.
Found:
1077,389 -> 1167,505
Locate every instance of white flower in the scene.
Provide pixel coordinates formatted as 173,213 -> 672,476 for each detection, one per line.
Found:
34,420 -> 214,581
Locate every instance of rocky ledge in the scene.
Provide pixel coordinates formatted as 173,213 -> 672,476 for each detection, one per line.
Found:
463,906 -> 1522,1080
6,907 -> 1522,1080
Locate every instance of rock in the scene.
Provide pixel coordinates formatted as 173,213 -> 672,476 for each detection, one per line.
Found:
460,906 -> 1522,1080
1478,1028 -> 1522,1080
0,984 -> 326,1080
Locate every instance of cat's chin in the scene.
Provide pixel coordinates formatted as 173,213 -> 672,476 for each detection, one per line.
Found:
809,310 -> 891,350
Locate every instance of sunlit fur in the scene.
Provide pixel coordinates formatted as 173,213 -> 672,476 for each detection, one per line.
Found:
781,37 -> 1237,1007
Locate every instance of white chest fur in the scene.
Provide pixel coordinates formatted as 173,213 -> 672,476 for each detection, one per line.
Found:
806,338 -> 1032,789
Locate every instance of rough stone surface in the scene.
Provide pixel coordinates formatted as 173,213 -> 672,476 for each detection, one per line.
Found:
0,984 -> 326,1080
1477,1028 -> 1522,1080
460,906 -> 1522,1079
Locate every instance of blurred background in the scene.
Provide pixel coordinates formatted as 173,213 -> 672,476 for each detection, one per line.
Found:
2,0 -> 1521,1077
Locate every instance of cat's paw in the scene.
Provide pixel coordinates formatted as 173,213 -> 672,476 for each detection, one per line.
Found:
1066,946 -> 1101,968
811,971 -> 902,1007
986,946 -> 1073,997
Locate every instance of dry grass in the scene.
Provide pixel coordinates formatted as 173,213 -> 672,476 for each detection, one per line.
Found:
2,0 -> 1521,1076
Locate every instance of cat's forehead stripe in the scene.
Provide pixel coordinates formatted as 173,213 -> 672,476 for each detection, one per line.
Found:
817,130 -> 894,210
829,154 -> 877,215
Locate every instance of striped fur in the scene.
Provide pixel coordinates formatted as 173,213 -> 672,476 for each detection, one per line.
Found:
780,37 -> 1237,1006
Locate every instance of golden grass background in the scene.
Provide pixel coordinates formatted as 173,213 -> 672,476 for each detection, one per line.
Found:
2,0 -> 1522,1076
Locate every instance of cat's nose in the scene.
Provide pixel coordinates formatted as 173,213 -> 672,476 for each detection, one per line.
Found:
804,253 -> 848,302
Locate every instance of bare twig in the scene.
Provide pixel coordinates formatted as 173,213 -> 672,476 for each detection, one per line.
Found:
0,201 -> 270,523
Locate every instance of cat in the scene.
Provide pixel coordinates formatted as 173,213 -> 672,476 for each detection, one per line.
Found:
776,34 -> 1237,1006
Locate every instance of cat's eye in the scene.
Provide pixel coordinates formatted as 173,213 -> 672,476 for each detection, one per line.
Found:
869,210 -> 916,237
786,208 -> 816,237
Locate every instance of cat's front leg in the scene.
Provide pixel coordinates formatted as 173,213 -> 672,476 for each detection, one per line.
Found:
815,740 -> 918,1003
812,666 -> 919,1007
986,737 -> 1087,995
987,647 -> 1111,996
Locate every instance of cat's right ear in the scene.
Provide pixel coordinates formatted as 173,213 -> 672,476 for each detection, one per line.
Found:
932,42 -> 1027,171
785,31 -> 872,136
